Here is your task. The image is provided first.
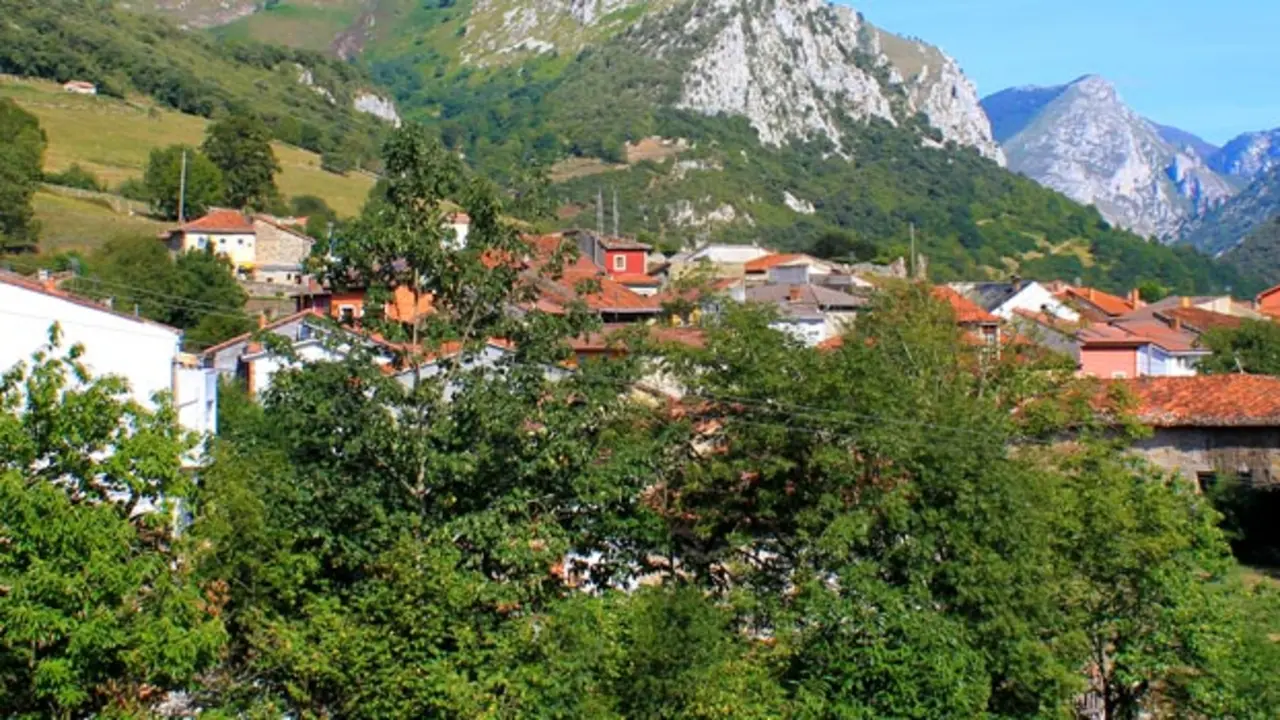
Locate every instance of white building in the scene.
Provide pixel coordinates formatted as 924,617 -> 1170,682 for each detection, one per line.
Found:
0,271 -> 217,438
163,208 -> 257,269
950,281 -> 1080,323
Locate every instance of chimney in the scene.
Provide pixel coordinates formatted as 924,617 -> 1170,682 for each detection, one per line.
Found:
1010,274 -> 1023,292
1180,296 -> 1191,309
1128,288 -> 1141,308
1087,287 -> 1095,301
1172,315 -> 1182,332
258,312 -> 268,330
788,287 -> 803,303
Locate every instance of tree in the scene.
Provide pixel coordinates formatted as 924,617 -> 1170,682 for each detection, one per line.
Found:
202,115 -> 281,211
143,145 -> 224,221
0,98 -> 46,252
0,330 -> 225,717
1199,318 -> 1280,376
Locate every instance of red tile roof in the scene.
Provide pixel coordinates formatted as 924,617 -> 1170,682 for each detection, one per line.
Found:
612,273 -> 662,287
1257,283 -> 1280,304
200,309 -> 328,356
1060,286 -> 1134,318
179,209 -> 255,234
932,286 -> 999,324
1107,375 -> 1280,427
1157,307 -> 1245,333
744,253 -> 805,273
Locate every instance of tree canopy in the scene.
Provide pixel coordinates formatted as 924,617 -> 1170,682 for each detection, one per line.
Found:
0,98 -> 46,253
202,115 -> 281,212
143,145 -> 224,221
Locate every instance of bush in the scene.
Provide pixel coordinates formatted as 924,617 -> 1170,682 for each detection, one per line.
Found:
44,163 -> 104,192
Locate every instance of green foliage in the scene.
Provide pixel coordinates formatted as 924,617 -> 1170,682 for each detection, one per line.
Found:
0,97 -> 46,252
144,145 -> 225,221
0,332 -> 225,717
1199,318 -> 1280,376
68,235 -> 252,348
42,162 -> 103,192
1223,214 -> 1280,285
203,115 -> 282,211
0,0 -> 385,167
1207,474 -> 1280,567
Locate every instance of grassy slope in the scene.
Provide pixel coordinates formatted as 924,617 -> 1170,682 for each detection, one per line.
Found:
213,1 -> 366,52
33,191 -> 172,255
0,77 -> 376,218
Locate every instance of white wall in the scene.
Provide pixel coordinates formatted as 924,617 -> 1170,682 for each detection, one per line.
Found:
690,245 -> 771,264
180,231 -> 257,268
248,342 -> 345,396
997,283 -> 1080,322
770,317 -> 828,346
0,282 -> 182,411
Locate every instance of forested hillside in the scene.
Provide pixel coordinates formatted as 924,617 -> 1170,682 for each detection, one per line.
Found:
0,0 -> 394,170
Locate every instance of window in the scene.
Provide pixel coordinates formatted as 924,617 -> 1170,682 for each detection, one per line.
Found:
1196,472 -> 1217,494
339,305 -> 356,323
238,238 -> 245,246
196,237 -> 206,248
612,254 -> 627,272
1111,372 -> 1128,379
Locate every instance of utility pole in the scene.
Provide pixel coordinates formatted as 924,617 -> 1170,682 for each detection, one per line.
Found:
178,149 -> 188,223
612,187 -> 619,237
909,222 -> 916,280
596,187 -> 604,236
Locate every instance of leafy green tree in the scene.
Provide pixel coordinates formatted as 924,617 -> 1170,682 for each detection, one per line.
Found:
143,145 -> 224,221
43,163 -> 104,192
70,235 -> 251,348
202,115 -> 281,211
0,98 -> 46,252
1135,278 -> 1169,302
1199,318 -> 1280,376
0,330 -> 225,717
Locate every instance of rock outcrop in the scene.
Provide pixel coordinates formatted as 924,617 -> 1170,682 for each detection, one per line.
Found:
984,75 -> 1234,239
1210,129 -> 1280,181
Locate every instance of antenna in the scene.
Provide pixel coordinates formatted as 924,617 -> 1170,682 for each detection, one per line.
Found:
909,223 -> 916,279
612,187 -> 619,237
178,149 -> 188,223
596,187 -> 604,236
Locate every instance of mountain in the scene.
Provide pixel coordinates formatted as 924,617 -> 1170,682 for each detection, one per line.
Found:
1153,123 -> 1219,164
1209,129 -> 1280,181
1221,215 -> 1280,284
982,75 -> 1235,240
118,0 -> 1262,295
1180,166 -> 1280,256
1,0 -> 398,169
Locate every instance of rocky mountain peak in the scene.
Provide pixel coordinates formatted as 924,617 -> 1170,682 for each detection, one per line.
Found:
984,75 -> 1235,239
1210,129 -> 1280,180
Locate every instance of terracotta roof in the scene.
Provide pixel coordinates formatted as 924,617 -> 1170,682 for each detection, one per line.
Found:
179,209 -> 255,234
598,236 -> 652,251
1106,375 -> 1280,427
816,335 -> 844,351
1077,322 -> 1148,347
1257,284 -> 1280,303
447,212 -> 471,224
200,309 -> 328,356
746,284 -> 869,310
932,286 -> 999,324
1111,319 -> 1203,353
1060,286 -> 1134,318
612,273 -> 663,287
0,270 -> 181,334
1156,307 -> 1245,334
744,253 -> 805,273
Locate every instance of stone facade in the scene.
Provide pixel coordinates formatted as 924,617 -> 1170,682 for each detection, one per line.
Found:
1130,427 -> 1280,489
252,218 -> 314,283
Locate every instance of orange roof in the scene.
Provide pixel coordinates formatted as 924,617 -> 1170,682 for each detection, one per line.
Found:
1060,286 -> 1134,318
387,285 -> 435,323
179,209 -> 255,234
201,309 -> 328,356
932,286 -> 999,324
816,335 -> 844,351
612,273 -> 662,287
744,253 -> 804,273
1158,307 -> 1245,333
1257,283 -> 1280,303
1106,375 -> 1280,427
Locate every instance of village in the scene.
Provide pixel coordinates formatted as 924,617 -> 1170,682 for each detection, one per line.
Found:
4,205 -> 1280,493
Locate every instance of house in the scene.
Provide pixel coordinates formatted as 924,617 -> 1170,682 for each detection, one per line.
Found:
933,286 -> 1002,347
1257,284 -> 1280,319
251,216 -> 316,284
950,280 -> 1080,323
1076,319 -> 1207,378
1010,309 -> 1083,362
202,310 -> 395,396
163,209 -> 257,269
746,284 -> 869,346
447,212 -> 470,248
1107,375 -> 1280,489
570,230 -> 652,277
744,253 -> 840,284
0,271 -> 217,437
62,80 -> 97,95
524,234 -> 663,323
657,243 -> 774,282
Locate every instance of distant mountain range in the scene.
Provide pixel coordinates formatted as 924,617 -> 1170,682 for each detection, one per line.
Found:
981,76 -> 1280,282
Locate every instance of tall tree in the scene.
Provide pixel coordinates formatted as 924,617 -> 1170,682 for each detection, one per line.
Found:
143,144 -> 224,221
0,330 -> 225,717
202,115 -> 281,211
0,98 -> 46,252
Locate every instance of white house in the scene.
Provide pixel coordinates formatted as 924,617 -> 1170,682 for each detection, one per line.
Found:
0,271 -> 217,437
62,80 -> 97,96
745,284 -> 869,346
950,281 -> 1080,323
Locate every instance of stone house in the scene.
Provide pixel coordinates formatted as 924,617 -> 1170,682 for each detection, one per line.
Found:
1114,375 -> 1280,489
252,215 -> 315,284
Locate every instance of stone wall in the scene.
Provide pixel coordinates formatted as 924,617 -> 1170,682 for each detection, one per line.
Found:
1131,427 -> 1280,488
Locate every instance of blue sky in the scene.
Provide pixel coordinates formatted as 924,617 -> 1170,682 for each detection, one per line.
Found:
847,0 -> 1280,145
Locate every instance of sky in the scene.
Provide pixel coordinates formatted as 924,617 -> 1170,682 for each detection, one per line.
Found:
846,0 -> 1280,145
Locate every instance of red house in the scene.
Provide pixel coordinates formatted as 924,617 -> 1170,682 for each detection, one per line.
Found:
569,230 -> 652,278
1257,284 -> 1280,319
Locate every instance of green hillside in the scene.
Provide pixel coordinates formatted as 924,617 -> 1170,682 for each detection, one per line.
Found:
0,0 -> 392,169
126,0 -> 1265,295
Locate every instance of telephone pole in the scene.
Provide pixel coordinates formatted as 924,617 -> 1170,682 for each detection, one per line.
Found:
612,187 -> 619,237
596,187 -> 604,236
178,149 -> 188,223
909,222 -> 916,279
